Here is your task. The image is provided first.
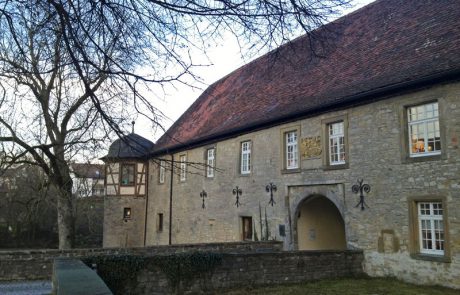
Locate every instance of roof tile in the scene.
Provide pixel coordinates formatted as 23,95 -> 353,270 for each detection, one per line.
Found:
154,0 -> 460,153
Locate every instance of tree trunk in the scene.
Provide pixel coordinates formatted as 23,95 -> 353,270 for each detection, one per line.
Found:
56,180 -> 75,249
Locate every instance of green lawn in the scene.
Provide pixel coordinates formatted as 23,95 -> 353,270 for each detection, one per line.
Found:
221,278 -> 459,295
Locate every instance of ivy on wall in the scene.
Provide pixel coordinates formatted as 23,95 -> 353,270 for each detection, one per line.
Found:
152,252 -> 223,293
83,255 -> 146,294
83,252 -> 223,294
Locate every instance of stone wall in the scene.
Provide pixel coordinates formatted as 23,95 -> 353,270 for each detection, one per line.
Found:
129,250 -> 364,294
0,241 -> 282,281
103,161 -> 149,248
145,81 -> 460,289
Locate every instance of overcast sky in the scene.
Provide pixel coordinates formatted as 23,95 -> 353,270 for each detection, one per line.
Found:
136,0 -> 373,143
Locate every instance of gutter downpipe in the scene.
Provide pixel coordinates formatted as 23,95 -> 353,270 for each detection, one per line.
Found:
169,154 -> 174,245
143,160 -> 149,246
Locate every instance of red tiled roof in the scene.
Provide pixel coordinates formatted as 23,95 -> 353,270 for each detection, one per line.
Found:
153,0 -> 460,154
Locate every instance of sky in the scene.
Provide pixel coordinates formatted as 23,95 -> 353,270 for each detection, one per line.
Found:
136,0 -> 374,143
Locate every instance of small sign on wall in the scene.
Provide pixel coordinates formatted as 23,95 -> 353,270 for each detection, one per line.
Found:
301,136 -> 322,159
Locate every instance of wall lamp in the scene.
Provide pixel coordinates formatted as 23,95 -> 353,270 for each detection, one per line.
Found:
265,182 -> 277,206
233,186 -> 242,207
200,190 -> 207,209
352,179 -> 371,210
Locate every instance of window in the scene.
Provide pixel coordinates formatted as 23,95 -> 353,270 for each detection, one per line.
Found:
408,102 -> 441,157
123,207 -> 131,220
180,155 -> 186,181
240,141 -> 251,174
285,131 -> 298,169
328,121 -> 345,165
159,160 -> 165,184
242,216 -> 253,240
157,213 -> 164,232
418,202 -> 444,255
322,115 -> 348,169
206,148 -> 215,178
409,197 -> 450,262
120,164 -> 135,186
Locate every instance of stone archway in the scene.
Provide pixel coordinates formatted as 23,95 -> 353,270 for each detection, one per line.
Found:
295,194 -> 346,250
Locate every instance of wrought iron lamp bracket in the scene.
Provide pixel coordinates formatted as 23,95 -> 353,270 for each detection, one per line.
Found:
200,190 -> 207,209
352,178 -> 371,210
232,186 -> 242,207
265,182 -> 277,206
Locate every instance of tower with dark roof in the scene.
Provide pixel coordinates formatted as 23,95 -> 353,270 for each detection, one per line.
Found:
102,133 -> 153,247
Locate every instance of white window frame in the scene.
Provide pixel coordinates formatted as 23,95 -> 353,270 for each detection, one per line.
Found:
285,131 -> 298,169
408,102 -> 441,157
206,148 -> 215,178
418,202 -> 444,255
179,155 -> 186,181
159,160 -> 165,184
328,121 -> 346,165
240,141 -> 251,174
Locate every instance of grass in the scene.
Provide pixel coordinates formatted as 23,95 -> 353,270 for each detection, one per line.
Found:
221,277 -> 459,295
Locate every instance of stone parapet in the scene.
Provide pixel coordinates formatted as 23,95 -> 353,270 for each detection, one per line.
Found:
0,241 -> 282,281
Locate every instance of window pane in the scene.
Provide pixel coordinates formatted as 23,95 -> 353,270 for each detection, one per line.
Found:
159,160 -> 165,183
418,201 -> 444,255
329,122 -> 345,165
241,142 -> 251,173
121,165 -> 135,185
286,131 -> 298,169
408,102 -> 441,157
180,155 -> 186,180
207,149 -> 215,177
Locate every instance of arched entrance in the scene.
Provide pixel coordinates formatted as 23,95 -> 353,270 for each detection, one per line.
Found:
295,195 -> 346,250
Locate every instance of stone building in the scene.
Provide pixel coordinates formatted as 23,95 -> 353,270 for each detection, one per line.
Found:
103,0 -> 460,288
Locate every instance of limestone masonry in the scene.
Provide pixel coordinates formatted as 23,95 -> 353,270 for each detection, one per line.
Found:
102,0 -> 460,289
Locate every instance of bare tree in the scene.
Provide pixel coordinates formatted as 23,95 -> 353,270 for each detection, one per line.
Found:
0,164 -> 58,248
0,0 -> 350,249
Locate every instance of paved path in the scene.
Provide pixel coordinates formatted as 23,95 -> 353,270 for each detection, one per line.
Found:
0,281 -> 52,295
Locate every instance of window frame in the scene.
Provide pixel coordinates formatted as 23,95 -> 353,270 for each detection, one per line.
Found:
407,102 -> 441,158
408,196 -> 450,263
123,207 -> 132,220
206,148 -> 215,178
179,154 -> 187,182
240,141 -> 251,175
417,202 -> 444,255
322,115 -> 349,170
280,125 -> 301,173
328,121 -> 346,165
285,131 -> 298,170
120,163 -> 136,186
399,98 -> 446,164
159,160 -> 165,184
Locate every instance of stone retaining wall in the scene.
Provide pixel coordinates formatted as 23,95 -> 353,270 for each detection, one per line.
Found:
124,250 -> 364,294
0,241 -> 282,281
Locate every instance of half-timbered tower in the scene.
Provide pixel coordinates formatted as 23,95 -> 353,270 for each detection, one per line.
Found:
102,133 -> 153,247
